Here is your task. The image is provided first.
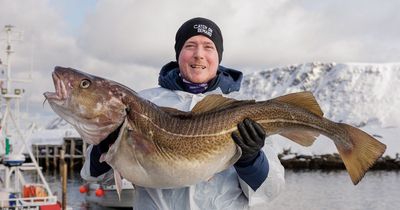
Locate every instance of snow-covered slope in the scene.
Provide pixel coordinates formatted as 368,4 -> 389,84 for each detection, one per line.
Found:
28,114 -> 79,146
241,62 -> 400,128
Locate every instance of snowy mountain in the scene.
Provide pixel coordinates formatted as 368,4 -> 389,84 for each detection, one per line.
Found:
240,62 -> 400,128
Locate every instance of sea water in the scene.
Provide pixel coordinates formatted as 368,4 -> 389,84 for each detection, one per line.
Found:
261,170 -> 400,210
24,170 -> 400,210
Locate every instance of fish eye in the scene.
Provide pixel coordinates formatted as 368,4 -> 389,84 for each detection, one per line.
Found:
80,79 -> 91,89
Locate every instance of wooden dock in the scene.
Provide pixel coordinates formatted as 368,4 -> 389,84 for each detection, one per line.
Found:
32,137 -> 87,171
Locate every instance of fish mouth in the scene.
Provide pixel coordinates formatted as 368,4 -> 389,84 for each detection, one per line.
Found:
43,70 -> 69,102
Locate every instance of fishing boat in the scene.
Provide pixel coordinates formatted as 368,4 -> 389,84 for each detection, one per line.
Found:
0,25 -> 63,210
80,179 -> 135,208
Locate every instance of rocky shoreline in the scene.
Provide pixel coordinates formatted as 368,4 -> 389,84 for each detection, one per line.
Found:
278,149 -> 400,170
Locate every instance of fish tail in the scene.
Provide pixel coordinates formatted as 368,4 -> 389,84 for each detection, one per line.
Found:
335,123 -> 386,185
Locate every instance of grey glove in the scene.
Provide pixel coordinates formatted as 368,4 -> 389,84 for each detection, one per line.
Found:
232,118 -> 266,164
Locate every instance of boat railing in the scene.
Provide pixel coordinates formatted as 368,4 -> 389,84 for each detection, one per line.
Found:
0,195 -> 57,208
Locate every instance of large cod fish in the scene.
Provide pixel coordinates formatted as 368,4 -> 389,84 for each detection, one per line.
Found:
44,66 -> 386,192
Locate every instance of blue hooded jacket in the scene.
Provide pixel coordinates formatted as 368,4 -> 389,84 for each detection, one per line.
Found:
158,61 -> 243,94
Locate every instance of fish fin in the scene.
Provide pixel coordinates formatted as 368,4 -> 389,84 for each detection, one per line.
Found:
114,170 -> 123,201
335,123 -> 386,185
130,130 -> 156,155
99,153 -> 107,163
280,130 -> 319,146
191,95 -> 255,114
273,91 -> 324,117
105,118 -> 130,163
122,120 -> 155,154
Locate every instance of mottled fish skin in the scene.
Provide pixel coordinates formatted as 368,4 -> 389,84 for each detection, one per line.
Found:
101,94 -> 242,188
44,66 -> 386,188
44,67 -> 128,145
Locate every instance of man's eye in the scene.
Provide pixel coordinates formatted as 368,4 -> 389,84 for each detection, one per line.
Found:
205,45 -> 215,50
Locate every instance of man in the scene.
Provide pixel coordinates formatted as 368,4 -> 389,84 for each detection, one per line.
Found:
81,17 -> 285,209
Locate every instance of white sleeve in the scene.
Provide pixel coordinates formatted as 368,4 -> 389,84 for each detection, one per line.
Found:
238,139 -> 285,207
80,144 -> 115,185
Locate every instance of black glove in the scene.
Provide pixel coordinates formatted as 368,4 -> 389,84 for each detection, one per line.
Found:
231,118 -> 266,164
90,124 -> 122,177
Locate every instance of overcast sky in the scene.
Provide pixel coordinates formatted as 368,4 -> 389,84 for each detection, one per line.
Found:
1,0 -> 400,124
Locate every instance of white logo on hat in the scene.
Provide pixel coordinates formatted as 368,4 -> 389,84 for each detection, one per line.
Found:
194,24 -> 213,37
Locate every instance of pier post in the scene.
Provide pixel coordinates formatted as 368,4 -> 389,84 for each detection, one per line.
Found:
82,141 -> 87,161
53,146 -> 58,169
70,140 -> 75,170
45,145 -> 49,169
61,150 -> 67,210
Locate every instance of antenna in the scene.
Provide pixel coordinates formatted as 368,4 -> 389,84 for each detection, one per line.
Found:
2,25 -> 23,91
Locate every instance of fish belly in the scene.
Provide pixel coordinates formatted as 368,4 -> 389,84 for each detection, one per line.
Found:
107,127 -> 238,188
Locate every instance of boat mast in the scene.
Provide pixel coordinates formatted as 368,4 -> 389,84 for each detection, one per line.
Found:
0,25 -> 53,196
1,25 -> 24,133
4,24 -> 16,92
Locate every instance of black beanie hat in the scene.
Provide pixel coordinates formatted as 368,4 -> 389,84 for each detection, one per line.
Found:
175,17 -> 223,63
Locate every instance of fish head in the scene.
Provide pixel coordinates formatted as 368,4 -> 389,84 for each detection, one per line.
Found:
44,66 -> 127,145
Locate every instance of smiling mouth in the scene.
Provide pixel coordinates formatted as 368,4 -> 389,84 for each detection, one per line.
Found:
190,64 -> 206,69
43,71 -> 68,101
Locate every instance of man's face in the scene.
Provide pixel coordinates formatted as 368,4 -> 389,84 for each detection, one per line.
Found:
178,35 -> 219,84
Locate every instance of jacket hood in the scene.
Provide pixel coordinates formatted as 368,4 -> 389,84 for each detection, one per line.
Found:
158,61 -> 243,94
